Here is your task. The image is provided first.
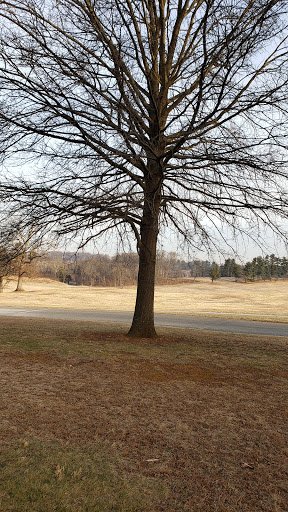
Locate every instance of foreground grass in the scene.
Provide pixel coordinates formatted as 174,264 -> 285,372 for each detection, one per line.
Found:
0,440 -> 164,512
1,317 -> 288,511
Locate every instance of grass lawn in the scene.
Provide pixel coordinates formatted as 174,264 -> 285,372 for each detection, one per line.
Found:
0,317 -> 288,511
1,277 -> 288,322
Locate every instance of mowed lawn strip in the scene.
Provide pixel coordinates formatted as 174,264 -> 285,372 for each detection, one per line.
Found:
0,317 -> 288,512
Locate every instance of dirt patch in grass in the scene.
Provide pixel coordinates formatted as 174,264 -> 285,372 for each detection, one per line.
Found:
0,317 -> 288,511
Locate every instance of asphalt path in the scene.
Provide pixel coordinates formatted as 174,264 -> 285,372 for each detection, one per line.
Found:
0,307 -> 287,337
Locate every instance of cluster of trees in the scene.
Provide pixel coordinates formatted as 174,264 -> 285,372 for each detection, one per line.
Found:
218,255 -> 288,281
242,255 -> 288,281
37,251 -> 201,286
220,259 -> 242,279
0,1 -> 288,336
39,251 -> 139,287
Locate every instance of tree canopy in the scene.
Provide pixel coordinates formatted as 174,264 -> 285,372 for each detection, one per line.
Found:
0,0 -> 288,335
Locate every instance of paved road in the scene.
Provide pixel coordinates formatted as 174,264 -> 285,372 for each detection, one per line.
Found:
0,307 -> 287,337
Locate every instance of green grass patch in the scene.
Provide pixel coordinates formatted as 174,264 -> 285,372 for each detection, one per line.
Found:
0,439 -> 166,512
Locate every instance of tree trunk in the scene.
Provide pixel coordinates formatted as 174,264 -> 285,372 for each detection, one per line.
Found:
16,273 -> 24,291
127,215 -> 158,338
0,276 -> 4,293
128,181 -> 161,338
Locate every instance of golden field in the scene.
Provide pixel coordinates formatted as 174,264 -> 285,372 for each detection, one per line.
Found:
0,277 -> 287,322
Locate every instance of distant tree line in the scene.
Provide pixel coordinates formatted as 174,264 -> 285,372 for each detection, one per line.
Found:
243,255 -> 288,281
220,255 -> 288,281
1,242 -> 287,288
33,250 -> 215,286
28,251 -> 288,286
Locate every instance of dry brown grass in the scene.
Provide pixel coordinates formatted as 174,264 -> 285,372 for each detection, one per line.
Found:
1,277 -> 288,322
0,317 -> 288,511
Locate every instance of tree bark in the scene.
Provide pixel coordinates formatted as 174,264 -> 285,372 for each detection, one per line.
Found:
127,213 -> 158,337
0,276 -> 4,293
128,174 -> 162,338
15,273 -> 24,291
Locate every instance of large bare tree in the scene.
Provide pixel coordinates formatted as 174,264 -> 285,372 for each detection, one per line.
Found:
0,0 -> 288,336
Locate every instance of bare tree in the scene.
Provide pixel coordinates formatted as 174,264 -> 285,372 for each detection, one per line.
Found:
0,221 -> 24,291
0,1 -> 288,336
0,218 -> 51,291
13,226 -> 49,291
0,242 -> 14,293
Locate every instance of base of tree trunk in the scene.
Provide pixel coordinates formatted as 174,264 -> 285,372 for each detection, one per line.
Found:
127,324 -> 158,338
127,314 -> 158,338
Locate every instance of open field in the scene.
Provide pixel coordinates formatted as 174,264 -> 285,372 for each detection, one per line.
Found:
1,277 -> 288,322
0,317 -> 288,511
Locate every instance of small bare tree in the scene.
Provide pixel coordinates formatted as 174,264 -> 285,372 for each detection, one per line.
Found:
0,215 -> 53,291
13,226 -> 48,291
0,1 -> 288,336
0,245 -> 13,293
0,222 -> 23,291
